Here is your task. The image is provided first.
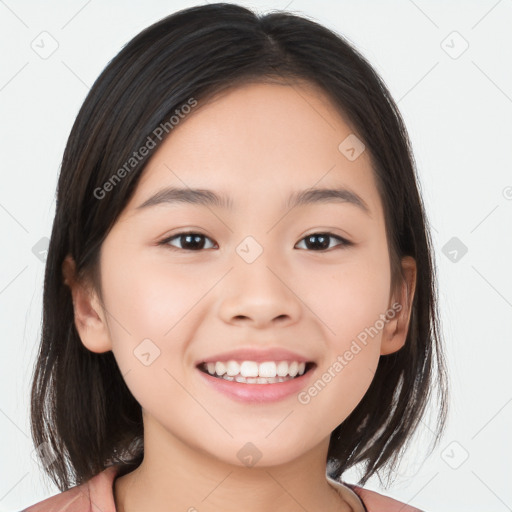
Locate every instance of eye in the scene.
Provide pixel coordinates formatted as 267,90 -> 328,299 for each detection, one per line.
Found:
160,232 -> 217,251
295,232 -> 352,251
159,231 -> 352,252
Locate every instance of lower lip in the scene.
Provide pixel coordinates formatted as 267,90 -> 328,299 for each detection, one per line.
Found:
196,366 -> 315,403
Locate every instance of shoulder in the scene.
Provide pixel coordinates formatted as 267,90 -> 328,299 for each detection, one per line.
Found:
20,482 -> 91,512
349,484 -> 425,512
20,465 -> 120,512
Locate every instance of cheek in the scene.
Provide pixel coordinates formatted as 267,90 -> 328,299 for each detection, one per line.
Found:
99,246 -> 204,380
299,350 -> 378,436
101,249 -> 203,339
298,243 -> 392,344
293,243 -> 390,424
100,256 -> 203,413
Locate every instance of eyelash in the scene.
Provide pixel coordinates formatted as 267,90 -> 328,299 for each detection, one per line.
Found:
158,231 -> 353,252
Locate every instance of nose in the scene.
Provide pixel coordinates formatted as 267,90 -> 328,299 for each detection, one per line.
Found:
218,257 -> 302,329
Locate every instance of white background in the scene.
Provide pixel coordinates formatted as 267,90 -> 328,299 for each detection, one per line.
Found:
1,1 -> 511,511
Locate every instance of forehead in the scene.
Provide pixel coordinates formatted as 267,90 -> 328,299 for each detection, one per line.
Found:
122,81 -> 382,220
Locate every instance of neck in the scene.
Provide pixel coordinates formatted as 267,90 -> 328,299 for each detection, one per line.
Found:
113,415 -> 354,512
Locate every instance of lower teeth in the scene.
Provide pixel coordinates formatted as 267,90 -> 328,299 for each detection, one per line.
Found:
219,375 -> 295,384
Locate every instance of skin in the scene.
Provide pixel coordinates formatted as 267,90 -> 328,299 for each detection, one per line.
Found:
63,81 -> 416,512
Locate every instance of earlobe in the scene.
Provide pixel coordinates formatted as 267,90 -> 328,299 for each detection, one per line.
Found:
380,256 -> 417,355
62,255 -> 112,353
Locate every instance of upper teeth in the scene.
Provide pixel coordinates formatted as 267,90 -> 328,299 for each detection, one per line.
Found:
204,360 -> 307,378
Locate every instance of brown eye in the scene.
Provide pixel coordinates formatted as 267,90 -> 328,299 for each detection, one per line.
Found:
159,231 -> 351,252
295,233 -> 351,251
161,232 -> 216,251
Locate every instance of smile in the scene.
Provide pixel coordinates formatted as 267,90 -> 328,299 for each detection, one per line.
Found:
197,360 -> 316,384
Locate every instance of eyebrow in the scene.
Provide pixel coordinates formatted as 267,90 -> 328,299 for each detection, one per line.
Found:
135,186 -> 371,215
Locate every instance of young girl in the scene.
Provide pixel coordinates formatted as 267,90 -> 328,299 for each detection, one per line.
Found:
22,3 -> 448,511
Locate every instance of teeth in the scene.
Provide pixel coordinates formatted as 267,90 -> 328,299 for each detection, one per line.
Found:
276,361 -> 288,377
226,360 -> 240,376
258,361 -> 276,378
228,375 -> 289,384
215,362 -> 226,376
240,361 -> 259,377
202,360 -> 309,380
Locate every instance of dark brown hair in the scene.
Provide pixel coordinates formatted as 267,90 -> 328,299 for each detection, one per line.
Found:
29,2 -> 448,492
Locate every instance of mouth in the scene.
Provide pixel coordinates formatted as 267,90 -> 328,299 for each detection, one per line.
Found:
196,360 -> 317,384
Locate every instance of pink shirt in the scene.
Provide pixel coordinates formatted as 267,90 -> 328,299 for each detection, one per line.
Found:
21,464 -> 424,512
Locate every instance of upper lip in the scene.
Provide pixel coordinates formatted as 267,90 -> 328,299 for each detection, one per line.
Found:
195,348 -> 314,365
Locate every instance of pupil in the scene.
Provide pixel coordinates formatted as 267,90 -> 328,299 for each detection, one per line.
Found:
180,234 -> 331,250
306,234 -> 329,250
183,234 -> 204,249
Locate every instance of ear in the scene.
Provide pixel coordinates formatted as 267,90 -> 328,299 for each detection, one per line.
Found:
380,255 -> 417,355
62,254 -> 112,353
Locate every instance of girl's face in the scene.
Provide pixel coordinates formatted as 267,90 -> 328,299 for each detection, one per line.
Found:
70,81 -> 415,469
